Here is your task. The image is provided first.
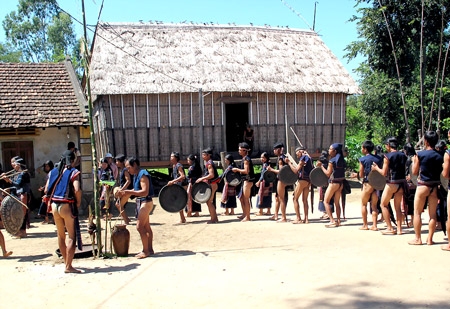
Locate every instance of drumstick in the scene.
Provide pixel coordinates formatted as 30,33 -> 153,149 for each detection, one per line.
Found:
0,188 -> 29,209
0,169 -> 16,179
0,169 -> 28,180
289,127 -> 304,147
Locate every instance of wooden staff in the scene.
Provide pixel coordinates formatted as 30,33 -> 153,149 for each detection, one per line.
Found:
285,152 -> 299,170
289,126 -> 304,148
0,188 -> 29,209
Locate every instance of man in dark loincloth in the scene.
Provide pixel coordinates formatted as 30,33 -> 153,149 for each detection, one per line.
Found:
408,131 -> 443,245
358,140 -> 383,231
46,150 -> 82,273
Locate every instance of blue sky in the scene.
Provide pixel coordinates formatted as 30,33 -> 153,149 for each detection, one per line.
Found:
0,0 -> 364,81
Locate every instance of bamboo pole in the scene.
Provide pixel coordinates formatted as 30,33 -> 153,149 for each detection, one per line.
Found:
82,0 -> 102,257
377,0 -> 411,142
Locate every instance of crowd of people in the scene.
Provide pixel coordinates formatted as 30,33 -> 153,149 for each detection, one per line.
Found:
1,129 -> 450,273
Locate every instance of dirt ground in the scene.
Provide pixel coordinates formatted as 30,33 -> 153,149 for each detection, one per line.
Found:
1,183 -> 449,309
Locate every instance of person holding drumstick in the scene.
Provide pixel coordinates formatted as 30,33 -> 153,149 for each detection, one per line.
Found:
287,146 -> 314,224
186,154 -> 202,217
232,142 -> 255,222
316,143 -> 346,228
371,137 -> 407,235
118,157 -> 155,259
358,140 -> 383,231
167,151 -> 187,224
408,131 -> 443,245
196,148 -> 220,224
114,154 -> 133,225
267,142 -> 289,222
3,157 -> 31,238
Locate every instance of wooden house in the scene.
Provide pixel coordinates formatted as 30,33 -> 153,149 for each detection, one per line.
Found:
0,59 -> 93,206
89,23 -> 360,165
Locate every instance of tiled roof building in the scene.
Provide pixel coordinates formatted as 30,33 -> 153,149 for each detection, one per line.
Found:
0,59 -> 88,129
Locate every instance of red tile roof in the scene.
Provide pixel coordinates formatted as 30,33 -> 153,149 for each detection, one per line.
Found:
0,60 -> 88,129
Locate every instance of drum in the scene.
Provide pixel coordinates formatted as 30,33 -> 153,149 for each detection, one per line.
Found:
0,195 -> 25,235
368,170 -> 386,191
225,171 -> 242,186
158,185 -> 188,213
278,165 -> 298,186
263,171 -> 276,183
310,167 -> 328,187
441,173 -> 448,192
192,182 -> 212,204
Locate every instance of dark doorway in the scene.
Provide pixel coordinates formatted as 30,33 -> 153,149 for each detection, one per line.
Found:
225,103 -> 249,151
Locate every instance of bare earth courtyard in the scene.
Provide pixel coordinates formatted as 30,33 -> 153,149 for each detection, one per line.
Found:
1,187 -> 449,309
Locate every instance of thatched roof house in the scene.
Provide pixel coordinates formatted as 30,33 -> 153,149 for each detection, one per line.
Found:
90,22 -> 359,164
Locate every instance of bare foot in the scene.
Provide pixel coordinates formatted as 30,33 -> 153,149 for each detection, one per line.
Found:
427,240 -> 435,246
269,215 -> 278,221
359,226 -> 369,230
2,251 -> 12,258
277,219 -> 287,223
135,252 -> 150,259
192,213 -> 200,217
408,239 -> 422,245
240,218 -> 251,222
292,220 -> 304,224
381,229 -> 396,235
207,219 -> 219,224
229,211 -> 235,215
397,230 -> 403,235
369,226 -> 379,231
303,219 -> 309,224
65,267 -> 82,273
255,212 -> 263,216
237,215 -> 244,220
441,244 -> 450,251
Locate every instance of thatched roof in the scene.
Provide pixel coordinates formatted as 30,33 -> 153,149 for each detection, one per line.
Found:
90,23 -> 360,95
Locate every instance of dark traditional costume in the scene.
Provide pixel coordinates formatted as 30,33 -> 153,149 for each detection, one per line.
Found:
256,162 -> 273,209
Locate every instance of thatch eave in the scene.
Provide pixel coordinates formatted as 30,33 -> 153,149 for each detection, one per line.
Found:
90,23 -> 361,95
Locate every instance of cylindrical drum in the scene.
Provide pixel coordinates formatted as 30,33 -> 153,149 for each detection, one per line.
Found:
112,224 -> 130,257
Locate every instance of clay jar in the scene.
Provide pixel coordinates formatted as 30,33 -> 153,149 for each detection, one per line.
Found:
112,224 -> 130,257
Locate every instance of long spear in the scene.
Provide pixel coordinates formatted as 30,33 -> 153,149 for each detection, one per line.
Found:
377,0 -> 411,142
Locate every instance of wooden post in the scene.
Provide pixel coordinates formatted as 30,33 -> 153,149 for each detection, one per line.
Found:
82,0 -> 102,256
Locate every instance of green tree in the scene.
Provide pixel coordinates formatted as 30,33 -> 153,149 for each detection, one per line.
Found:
0,42 -> 21,62
2,0 -> 80,67
346,0 -> 450,144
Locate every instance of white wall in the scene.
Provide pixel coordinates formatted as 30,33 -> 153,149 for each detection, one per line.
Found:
0,127 -> 79,197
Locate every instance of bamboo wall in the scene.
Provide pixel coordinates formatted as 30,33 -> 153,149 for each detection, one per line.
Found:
93,91 -> 346,163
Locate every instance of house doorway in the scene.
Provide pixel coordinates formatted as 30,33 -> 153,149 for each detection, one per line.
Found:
225,103 -> 249,152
